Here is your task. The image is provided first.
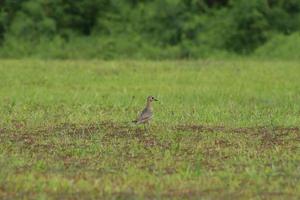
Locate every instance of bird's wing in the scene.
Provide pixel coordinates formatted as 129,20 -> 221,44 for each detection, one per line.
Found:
137,108 -> 152,123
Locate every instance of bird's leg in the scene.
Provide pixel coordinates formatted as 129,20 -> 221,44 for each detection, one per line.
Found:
146,121 -> 150,133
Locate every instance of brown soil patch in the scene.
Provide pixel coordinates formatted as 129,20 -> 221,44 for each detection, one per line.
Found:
1,122 -> 299,150
175,124 -> 300,135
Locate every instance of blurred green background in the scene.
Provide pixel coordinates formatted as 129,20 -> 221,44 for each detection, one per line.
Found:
0,0 -> 300,59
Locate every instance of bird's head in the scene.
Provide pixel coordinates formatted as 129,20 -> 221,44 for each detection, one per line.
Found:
147,96 -> 158,103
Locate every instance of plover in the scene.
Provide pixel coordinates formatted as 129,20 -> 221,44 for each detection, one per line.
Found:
132,96 -> 158,126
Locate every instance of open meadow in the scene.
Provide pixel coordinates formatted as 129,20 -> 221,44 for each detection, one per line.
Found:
0,59 -> 299,199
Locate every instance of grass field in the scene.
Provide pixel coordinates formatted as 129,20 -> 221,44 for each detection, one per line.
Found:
0,59 -> 299,199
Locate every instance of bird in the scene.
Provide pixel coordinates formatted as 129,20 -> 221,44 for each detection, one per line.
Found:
132,96 -> 158,127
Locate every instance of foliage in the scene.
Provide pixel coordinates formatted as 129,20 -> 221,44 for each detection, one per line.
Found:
0,0 -> 300,58
254,32 -> 300,59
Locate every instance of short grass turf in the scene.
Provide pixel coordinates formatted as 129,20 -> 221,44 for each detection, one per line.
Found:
0,59 -> 299,199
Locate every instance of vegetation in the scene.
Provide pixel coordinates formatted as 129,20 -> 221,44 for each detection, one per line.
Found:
1,0 -> 300,59
0,59 -> 299,199
0,1 -> 299,199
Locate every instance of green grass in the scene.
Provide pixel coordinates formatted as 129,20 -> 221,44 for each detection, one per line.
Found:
0,59 -> 299,199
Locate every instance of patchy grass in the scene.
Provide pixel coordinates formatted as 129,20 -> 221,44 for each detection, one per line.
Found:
0,59 -> 299,199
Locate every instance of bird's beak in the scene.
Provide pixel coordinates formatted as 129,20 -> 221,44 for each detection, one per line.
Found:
154,98 -> 158,101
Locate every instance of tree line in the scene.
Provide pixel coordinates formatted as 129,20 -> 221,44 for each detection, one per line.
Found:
0,0 -> 299,59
